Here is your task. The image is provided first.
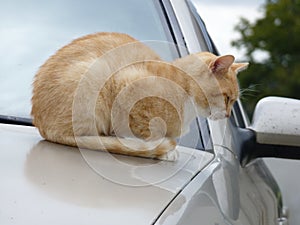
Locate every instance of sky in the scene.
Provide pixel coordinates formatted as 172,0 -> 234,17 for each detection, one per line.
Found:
195,0 -> 265,61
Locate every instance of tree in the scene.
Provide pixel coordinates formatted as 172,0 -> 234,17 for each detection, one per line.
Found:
232,0 -> 300,117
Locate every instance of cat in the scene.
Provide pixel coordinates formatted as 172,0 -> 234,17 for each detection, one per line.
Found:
31,32 -> 248,161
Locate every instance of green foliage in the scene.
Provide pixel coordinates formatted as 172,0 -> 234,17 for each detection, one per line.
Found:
232,0 -> 300,117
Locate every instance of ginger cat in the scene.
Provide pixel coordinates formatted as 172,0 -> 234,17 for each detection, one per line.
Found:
31,32 -> 248,161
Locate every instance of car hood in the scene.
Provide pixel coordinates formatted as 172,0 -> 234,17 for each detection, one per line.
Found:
0,123 -> 214,225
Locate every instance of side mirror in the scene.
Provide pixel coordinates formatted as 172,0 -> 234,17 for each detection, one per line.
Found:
240,97 -> 300,165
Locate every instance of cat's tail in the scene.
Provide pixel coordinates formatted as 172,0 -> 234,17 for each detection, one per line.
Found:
54,136 -> 178,161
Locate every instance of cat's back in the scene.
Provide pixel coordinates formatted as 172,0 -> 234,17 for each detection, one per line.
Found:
33,32 -> 161,83
36,33 -> 146,77
54,32 -> 142,61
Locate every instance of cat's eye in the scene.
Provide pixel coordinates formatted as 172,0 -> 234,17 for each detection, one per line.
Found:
224,95 -> 230,105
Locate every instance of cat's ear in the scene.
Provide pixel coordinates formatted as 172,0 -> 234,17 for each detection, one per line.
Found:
210,55 -> 235,74
231,63 -> 249,74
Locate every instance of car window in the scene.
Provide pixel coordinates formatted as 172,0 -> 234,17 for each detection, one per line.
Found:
0,0 -> 176,118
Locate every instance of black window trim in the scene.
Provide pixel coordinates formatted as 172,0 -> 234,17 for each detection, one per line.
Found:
0,115 -> 32,126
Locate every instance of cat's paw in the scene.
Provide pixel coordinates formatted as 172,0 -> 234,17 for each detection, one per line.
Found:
157,149 -> 179,161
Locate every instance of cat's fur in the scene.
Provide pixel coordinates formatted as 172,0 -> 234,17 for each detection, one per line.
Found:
31,32 -> 248,160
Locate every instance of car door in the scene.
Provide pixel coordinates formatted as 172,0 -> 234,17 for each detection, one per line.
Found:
153,107 -> 282,225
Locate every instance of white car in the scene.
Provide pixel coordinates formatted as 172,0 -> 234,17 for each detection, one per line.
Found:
1,0 -> 299,224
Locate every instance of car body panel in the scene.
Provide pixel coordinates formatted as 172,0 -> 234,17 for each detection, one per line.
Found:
206,117 -> 281,225
155,146 -> 280,225
0,123 -> 214,225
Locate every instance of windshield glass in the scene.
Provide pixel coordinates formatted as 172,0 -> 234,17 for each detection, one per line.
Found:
0,0 -> 176,118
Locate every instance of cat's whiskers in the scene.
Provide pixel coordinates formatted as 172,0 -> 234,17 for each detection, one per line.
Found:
239,84 -> 261,100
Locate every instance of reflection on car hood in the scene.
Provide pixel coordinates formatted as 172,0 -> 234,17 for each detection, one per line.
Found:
0,123 -> 214,225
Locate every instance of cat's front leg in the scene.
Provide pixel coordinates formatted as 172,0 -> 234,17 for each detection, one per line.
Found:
157,148 -> 179,161
150,138 -> 178,161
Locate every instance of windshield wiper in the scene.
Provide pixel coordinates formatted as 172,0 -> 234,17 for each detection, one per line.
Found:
0,115 -> 33,126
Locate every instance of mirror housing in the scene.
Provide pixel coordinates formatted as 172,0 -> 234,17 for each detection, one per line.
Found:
240,97 -> 300,166
250,97 -> 300,147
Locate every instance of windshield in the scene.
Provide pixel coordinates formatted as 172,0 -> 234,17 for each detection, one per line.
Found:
0,0 -> 176,119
